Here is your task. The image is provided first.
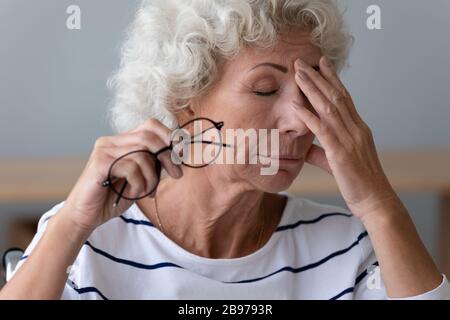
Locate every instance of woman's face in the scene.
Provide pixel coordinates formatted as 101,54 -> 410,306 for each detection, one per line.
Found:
183,29 -> 322,192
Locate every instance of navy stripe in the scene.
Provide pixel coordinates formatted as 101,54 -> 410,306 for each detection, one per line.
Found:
13,255 -> 108,300
329,261 -> 380,300
119,215 -> 155,227
275,212 -> 352,232
84,240 -> 184,270
119,211 -> 351,233
224,231 -> 368,284
72,285 -> 109,300
330,287 -> 354,300
83,231 -> 367,285
355,261 -> 380,286
35,214 -> 55,233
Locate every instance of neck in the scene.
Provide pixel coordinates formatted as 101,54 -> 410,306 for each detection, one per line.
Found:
137,168 -> 285,259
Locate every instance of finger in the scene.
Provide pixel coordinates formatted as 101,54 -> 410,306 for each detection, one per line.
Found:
106,142 -> 182,182
113,130 -> 167,152
113,131 -> 182,179
156,148 -> 183,179
305,144 -> 333,176
318,56 -> 364,125
294,68 -> 353,146
290,100 -> 341,154
296,57 -> 358,134
105,147 -> 160,193
110,158 -> 146,199
132,118 -> 173,146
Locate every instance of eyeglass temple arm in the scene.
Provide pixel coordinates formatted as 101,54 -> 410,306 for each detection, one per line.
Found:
189,140 -> 233,148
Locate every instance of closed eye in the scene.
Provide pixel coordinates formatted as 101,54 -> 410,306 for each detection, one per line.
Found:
253,90 -> 278,96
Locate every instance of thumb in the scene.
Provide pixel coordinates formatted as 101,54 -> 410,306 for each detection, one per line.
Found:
305,144 -> 333,176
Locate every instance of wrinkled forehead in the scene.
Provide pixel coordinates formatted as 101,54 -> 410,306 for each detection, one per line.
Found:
221,29 -> 322,75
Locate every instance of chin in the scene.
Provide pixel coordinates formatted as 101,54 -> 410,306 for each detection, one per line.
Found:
251,165 -> 303,193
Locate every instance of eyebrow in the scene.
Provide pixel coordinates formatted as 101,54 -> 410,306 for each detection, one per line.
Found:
249,62 -> 320,73
250,62 -> 288,73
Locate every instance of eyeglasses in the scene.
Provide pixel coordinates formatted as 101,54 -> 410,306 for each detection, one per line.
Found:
102,117 -> 232,207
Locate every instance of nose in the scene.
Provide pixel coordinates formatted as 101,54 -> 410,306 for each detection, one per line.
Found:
275,86 -> 312,138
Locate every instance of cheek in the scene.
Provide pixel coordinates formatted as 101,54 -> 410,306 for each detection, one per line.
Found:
225,111 -> 272,132
227,93 -> 276,123
236,104 -> 275,130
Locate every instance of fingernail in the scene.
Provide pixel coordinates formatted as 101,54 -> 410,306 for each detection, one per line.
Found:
326,105 -> 337,115
296,59 -> 309,69
173,165 -> 183,178
297,70 -> 309,81
323,56 -> 333,69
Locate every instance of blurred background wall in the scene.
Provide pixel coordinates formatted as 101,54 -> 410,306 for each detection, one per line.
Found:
1,0 -> 449,283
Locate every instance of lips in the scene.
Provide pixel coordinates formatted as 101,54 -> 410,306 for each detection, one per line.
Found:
277,156 -> 302,160
258,154 -> 302,161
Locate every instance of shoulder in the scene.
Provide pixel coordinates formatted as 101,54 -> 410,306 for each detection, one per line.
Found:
81,203 -> 159,265
280,193 -> 370,259
63,204 -> 158,296
34,201 -> 151,239
34,201 -> 66,232
31,201 -> 157,264
281,193 -> 366,234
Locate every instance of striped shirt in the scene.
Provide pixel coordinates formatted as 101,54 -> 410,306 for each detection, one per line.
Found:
14,193 -> 450,300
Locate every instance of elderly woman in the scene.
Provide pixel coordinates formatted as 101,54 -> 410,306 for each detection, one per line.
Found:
1,0 -> 449,300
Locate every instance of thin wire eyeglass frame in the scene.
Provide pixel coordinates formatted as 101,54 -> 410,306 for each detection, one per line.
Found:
101,117 -> 232,207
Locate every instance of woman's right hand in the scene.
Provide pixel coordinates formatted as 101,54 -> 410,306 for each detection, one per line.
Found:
61,118 -> 183,234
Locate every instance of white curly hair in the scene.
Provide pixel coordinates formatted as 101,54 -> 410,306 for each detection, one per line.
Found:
107,0 -> 353,133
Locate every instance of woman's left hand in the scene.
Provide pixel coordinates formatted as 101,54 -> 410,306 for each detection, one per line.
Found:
292,56 -> 400,219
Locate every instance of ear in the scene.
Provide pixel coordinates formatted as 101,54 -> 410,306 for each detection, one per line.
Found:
173,103 -> 196,126
184,105 -> 196,116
